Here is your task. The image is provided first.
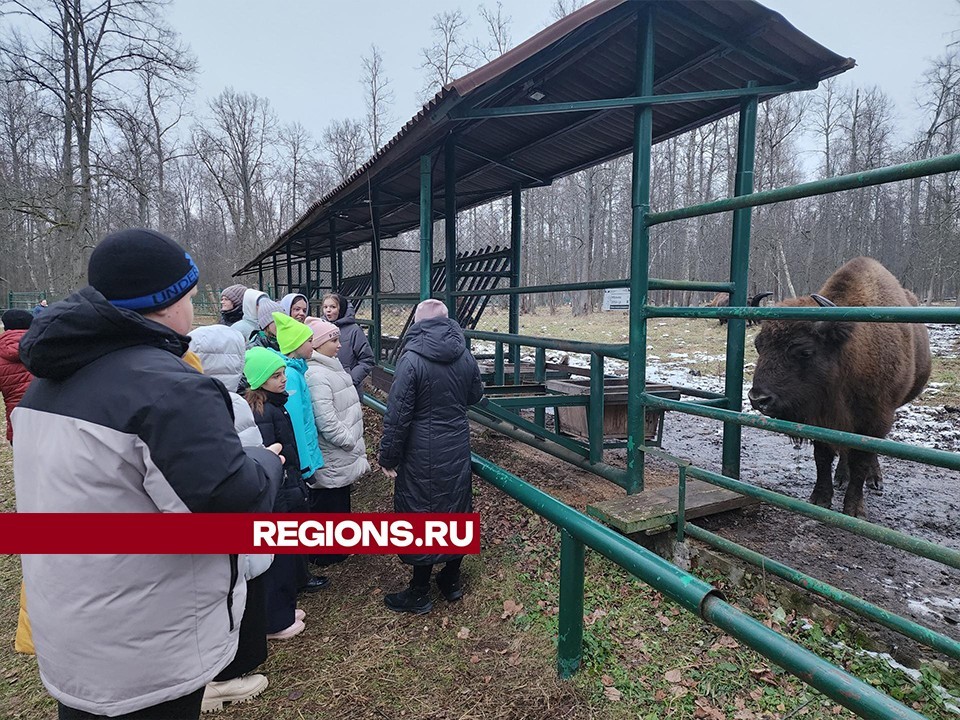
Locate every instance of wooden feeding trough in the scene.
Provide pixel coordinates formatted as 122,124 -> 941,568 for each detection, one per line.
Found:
544,378 -> 680,446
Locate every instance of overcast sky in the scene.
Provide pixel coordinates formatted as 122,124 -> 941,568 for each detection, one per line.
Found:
167,0 -> 960,146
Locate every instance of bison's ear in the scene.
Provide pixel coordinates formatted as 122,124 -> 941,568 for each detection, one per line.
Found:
813,320 -> 853,346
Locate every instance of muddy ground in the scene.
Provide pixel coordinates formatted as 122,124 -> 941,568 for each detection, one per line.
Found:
649,415 -> 960,662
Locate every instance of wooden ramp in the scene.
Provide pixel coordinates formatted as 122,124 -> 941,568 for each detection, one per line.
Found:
586,480 -> 758,535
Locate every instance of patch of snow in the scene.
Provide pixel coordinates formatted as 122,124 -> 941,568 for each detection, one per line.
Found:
927,323 -> 960,356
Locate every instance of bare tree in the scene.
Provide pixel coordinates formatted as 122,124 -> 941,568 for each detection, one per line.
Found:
193,88 -> 277,257
1,0 -> 195,290
278,121 -> 317,223
474,2 -> 512,62
418,9 -> 475,101
322,118 -> 367,183
360,44 -> 395,152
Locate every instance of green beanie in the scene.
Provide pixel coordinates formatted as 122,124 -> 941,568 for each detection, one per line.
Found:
273,312 -> 313,355
244,347 -> 286,390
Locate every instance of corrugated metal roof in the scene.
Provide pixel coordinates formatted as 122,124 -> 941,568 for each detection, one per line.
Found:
236,0 -> 853,276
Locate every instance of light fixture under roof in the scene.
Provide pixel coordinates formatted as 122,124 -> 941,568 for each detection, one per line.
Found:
528,90 -> 546,102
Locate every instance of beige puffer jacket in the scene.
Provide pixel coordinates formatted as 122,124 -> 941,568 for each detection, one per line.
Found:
305,352 -> 370,488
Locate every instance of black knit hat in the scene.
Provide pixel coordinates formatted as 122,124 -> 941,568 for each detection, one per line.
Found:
88,228 -> 199,313
2,309 -> 32,330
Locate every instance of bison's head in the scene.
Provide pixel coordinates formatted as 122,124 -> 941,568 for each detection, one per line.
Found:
748,297 -> 853,424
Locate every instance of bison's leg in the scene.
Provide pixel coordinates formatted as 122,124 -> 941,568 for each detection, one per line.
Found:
810,442 -> 836,508
834,450 -> 850,490
865,454 -> 883,493
842,450 -> 872,519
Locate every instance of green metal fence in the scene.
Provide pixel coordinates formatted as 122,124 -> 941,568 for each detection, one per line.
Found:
363,394 -> 929,720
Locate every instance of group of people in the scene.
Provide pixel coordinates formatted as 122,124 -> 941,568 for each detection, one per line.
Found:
5,227 -> 483,719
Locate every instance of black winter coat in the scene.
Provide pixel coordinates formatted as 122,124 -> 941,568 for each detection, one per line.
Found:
252,390 -> 308,513
379,317 -> 483,565
331,296 -> 374,392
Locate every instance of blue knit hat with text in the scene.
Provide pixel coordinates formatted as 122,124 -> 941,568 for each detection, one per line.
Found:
88,228 -> 199,313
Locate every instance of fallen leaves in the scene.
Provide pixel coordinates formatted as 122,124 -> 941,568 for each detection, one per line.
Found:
456,626 -> 470,640
584,608 -> 608,626
664,669 -> 683,684
501,599 -> 524,620
603,686 -> 622,702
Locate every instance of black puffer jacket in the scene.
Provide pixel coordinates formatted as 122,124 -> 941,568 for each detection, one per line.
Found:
252,390 -> 308,513
379,317 -> 483,565
331,295 -> 374,392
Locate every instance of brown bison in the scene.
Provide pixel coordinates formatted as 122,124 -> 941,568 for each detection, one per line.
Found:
747,257 -> 931,518
705,292 -> 773,326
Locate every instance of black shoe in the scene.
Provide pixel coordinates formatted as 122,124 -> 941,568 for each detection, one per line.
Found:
384,585 -> 432,614
435,569 -> 463,602
298,575 -> 328,593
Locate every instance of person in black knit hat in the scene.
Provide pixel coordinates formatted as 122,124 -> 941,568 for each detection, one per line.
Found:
14,228 -> 283,720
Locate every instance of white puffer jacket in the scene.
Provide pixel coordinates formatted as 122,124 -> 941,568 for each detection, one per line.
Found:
305,352 -> 370,488
188,325 -> 263,447
189,325 -> 272,580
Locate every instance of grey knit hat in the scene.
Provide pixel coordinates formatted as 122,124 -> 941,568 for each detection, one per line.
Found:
220,284 -> 247,309
257,299 -> 284,330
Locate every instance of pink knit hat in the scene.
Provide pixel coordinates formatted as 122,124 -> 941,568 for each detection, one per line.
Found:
306,317 -> 340,348
414,298 -> 449,323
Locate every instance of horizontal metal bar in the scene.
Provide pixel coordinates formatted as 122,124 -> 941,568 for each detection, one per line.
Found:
451,82 -> 816,120
643,394 -> 960,473
686,525 -> 960,661
670,384 -> 728,400
473,402 -> 590,459
649,279 -> 736,293
457,270 -> 513,279
466,330 -> 629,360
378,295 -> 420,305
648,154 -> 960,225
645,446 -> 960,571
646,305 -> 960,323
488,395 -> 588,409
451,277 -> 735,298
452,279 -> 629,297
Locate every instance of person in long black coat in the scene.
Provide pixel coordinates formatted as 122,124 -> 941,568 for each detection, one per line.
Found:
379,299 -> 483,614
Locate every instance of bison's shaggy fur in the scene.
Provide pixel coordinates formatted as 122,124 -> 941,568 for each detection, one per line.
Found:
748,257 -> 931,518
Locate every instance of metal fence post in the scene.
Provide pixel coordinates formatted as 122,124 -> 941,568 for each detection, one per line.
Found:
721,83 -> 758,480
558,529 -> 585,679
420,154 -> 433,302
589,352 -> 604,464
627,6 -> 655,494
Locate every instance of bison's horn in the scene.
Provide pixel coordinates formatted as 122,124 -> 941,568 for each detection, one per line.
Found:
811,293 -> 836,307
749,292 -> 774,307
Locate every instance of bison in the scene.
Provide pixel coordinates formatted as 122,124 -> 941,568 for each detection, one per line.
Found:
705,291 -> 773,326
747,257 -> 931,518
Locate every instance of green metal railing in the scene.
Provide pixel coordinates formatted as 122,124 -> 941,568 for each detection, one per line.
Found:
362,394 -> 928,720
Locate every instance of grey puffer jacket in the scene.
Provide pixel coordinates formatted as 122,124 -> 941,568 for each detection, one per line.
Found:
379,317 -> 483,565
14,287 -> 282,716
305,352 -> 370,488
188,325 -> 263,447
230,289 -> 266,342
330,295 -> 374,392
